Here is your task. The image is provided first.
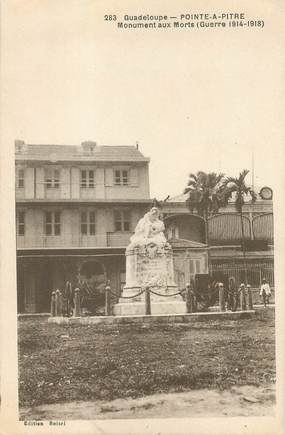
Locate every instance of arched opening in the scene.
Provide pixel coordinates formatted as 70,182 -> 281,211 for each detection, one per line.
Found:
164,213 -> 206,244
208,213 -> 251,245
252,213 -> 273,243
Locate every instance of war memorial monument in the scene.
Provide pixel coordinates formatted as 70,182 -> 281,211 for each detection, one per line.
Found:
113,207 -> 186,315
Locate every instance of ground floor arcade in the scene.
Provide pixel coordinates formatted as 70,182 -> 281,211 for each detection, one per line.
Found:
17,243 -> 209,313
17,244 -> 274,313
17,248 -> 126,313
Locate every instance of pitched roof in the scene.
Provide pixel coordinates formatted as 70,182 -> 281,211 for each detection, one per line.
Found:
169,239 -> 207,248
15,143 -> 150,163
167,193 -> 189,203
166,188 -> 271,204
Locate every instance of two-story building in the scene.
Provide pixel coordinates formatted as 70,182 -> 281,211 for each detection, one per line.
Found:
16,140 -> 152,313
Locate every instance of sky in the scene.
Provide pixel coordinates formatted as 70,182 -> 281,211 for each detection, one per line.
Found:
2,0 -> 285,199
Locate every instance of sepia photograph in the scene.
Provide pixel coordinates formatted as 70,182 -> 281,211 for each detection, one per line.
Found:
1,0 -> 285,434
16,142 -> 275,422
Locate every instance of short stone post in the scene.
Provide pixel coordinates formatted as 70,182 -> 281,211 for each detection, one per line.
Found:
190,279 -> 197,312
218,283 -> 225,312
186,283 -> 194,313
145,287 -> 151,315
50,291 -> 56,317
59,291 -> 63,316
55,289 -> 61,316
105,282 -> 111,316
66,281 -> 72,317
74,288 -> 81,317
228,276 -> 237,312
247,285 -> 253,310
240,285 -> 247,311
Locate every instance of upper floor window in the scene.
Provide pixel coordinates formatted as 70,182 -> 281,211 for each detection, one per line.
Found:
16,169 -> 25,188
45,168 -> 60,189
45,211 -> 61,235
16,211 -> 25,236
114,169 -> 129,186
81,211 -> 96,235
81,170 -> 95,188
114,210 -> 130,232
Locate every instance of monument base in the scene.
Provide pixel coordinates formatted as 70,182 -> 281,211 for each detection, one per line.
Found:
113,301 -> 186,316
118,210 -> 181,316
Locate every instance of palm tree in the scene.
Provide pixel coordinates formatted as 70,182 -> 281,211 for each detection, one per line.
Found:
222,169 -> 257,283
184,171 -> 226,245
184,171 -> 229,310
184,171 -> 228,282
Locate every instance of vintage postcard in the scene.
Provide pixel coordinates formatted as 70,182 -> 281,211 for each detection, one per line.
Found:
1,0 -> 284,434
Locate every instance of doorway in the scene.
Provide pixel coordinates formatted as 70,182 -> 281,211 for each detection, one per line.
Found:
79,260 -> 106,314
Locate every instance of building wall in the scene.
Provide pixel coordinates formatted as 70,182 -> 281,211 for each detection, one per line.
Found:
208,213 -> 251,243
165,215 -> 206,243
17,254 -> 126,313
16,204 -> 148,249
15,145 -> 151,313
163,206 -> 274,295
164,210 -> 273,246
15,163 -> 149,201
163,199 -> 273,216
252,213 -> 274,242
173,249 -> 208,289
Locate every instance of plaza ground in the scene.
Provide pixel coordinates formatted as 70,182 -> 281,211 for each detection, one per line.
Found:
18,308 -> 275,419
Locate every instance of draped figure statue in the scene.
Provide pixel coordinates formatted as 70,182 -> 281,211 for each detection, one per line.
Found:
113,206 -> 181,315
129,207 -> 167,248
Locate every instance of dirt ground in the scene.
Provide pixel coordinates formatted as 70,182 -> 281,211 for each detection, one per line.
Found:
21,384 -> 275,420
18,308 -> 275,419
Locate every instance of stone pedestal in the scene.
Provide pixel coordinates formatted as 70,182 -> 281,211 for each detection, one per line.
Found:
113,242 -> 186,316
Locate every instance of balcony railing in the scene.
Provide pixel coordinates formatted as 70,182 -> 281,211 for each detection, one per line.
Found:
106,232 -> 133,247
16,232 -> 133,249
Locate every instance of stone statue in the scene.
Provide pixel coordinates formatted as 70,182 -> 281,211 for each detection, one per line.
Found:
129,207 -> 167,248
112,206 -> 185,315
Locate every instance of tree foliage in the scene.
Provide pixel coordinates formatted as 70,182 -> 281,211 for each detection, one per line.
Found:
184,171 -> 227,218
221,169 -> 257,212
221,169 -> 257,284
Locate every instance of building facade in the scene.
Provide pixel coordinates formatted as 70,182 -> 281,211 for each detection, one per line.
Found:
16,141 -> 274,312
16,141 -> 151,313
162,192 -> 274,294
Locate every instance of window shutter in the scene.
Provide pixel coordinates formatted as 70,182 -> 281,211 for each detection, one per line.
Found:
105,209 -> 114,232
61,168 -> 70,199
130,167 -> 138,187
95,168 -> 105,198
36,167 -> 45,198
105,168 -> 113,186
33,209 -> 44,245
25,167 -> 35,198
71,168 -> 80,198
